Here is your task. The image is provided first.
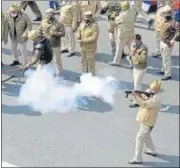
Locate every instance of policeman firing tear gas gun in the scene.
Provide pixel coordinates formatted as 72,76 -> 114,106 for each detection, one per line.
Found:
125,90 -> 154,99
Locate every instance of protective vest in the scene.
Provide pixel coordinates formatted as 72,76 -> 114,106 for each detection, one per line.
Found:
32,37 -> 53,65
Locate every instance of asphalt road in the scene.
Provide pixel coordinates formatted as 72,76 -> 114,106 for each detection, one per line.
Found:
2,1 -> 179,167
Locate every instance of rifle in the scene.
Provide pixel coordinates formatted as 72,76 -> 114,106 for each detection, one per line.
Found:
125,90 -> 154,99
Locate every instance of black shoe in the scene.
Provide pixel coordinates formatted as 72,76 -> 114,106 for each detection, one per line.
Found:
144,151 -> 157,157
108,62 -> 119,67
148,19 -> 154,29
152,53 -> 161,58
9,61 -> 20,66
161,76 -> 172,81
128,160 -> 142,164
61,49 -> 69,53
33,17 -> 42,21
67,52 -> 75,57
129,104 -> 139,108
121,52 -> 127,59
156,71 -> 165,75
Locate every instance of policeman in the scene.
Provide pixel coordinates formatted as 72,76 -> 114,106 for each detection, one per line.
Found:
101,1 -> 124,57
129,34 -> 148,108
19,1 -> 42,21
77,11 -> 99,75
60,1 -> 78,57
152,0 -> 174,58
109,1 -> 136,66
78,1 -> 101,23
2,12 -> 6,65
134,0 -> 154,29
157,12 -> 180,81
128,80 -> 161,164
40,8 -> 65,76
27,30 -> 53,70
4,4 -> 32,66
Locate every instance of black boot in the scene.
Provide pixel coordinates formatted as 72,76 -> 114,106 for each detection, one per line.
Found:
156,71 -> 165,75
129,104 -> 139,108
108,62 -> 120,67
9,61 -> 20,66
161,76 -> 172,81
61,49 -> 69,53
67,52 -> 75,57
33,17 -> 42,21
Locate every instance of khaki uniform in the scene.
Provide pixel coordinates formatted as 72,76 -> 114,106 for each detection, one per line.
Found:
160,22 -> 175,77
131,42 -> 148,91
40,18 -> 65,74
60,1 -> 78,53
113,8 -> 136,64
154,4 -> 173,55
2,12 -> 5,42
133,91 -> 161,162
78,1 -> 101,22
106,1 -> 121,55
77,20 -> 99,75
19,1 -> 42,19
134,0 -> 150,21
4,11 -> 32,65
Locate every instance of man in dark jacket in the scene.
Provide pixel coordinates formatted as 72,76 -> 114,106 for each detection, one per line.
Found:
27,30 -> 53,70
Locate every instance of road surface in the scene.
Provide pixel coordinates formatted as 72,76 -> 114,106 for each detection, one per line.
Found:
2,1 -> 179,167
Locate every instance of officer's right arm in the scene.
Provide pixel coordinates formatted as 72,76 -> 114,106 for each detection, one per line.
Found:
55,23 -> 65,37
76,25 -> 81,39
4,14 -> 9,44
134,95 -> 160,109
72,2 -> 78,30
115,14 -> 123,25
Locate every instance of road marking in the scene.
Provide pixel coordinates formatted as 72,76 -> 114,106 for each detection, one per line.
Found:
2,161 -> 19,167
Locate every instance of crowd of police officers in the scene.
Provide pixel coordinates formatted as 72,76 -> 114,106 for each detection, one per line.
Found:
1,0 -> 180,165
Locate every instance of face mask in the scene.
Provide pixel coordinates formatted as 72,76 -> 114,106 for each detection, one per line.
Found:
85,19 -> 90,24
10,13 -> 17,17
136,42 -> 141,48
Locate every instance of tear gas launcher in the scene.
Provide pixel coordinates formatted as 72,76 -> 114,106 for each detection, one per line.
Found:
125,90 -> 154,99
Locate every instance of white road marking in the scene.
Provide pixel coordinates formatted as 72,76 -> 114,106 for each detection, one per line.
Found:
2,161 -> 19,167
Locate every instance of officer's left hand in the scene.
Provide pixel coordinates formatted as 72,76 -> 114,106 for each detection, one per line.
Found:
49,31 -> 57,36
170,40 -> 175,46
21,33 -> 27,39
77,39 -> 82,43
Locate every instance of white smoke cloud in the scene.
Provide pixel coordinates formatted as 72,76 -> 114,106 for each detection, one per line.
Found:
18,67 -> 118,114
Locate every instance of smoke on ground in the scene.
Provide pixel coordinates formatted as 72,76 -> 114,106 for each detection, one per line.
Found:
18,67 -> 118,114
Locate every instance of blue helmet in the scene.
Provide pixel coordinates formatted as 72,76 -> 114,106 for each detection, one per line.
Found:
175,10 -> 180,22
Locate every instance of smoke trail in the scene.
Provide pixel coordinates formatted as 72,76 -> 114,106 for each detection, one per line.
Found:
18,67 -> 117,114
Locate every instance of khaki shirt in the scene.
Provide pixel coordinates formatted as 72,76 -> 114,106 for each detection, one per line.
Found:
78,1 -> 101,22
135,91 -> 160,127
40,18 -> 65,47
60,1 -> 78,30
4,11 -> 32,43
77,20 -> 99,51
2,12 -> 5,41
115,8 -> 136,38
154,4 -> 173,31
